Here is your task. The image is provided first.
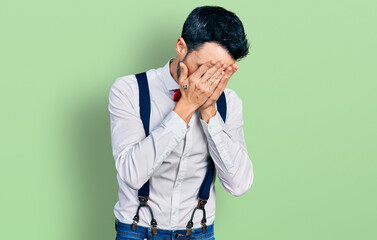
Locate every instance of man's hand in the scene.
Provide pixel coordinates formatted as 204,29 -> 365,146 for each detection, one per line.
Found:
177,60 -> 227,110
199,64 -> 239,123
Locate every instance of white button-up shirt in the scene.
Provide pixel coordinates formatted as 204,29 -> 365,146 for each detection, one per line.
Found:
108,58 -> 254,230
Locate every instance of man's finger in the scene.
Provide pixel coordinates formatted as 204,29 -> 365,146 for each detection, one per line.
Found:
191,60 -> 215,78
201,61 -> 224,83
224,66 -> 235,79
212,66 -> 235,96
207,66 -> 225,88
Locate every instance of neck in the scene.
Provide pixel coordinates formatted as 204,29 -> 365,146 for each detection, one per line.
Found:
169,57 -> 179,84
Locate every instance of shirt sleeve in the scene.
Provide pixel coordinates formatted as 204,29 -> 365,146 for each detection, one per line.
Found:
199,89 -> 254,197
108,77 -> 189,190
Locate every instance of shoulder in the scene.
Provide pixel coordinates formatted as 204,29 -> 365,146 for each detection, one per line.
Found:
110,67 -> 161,94
108,67 -> 160,103
109,74 -> 137,98
222,88 -> 244,126
224,88 -> 243,107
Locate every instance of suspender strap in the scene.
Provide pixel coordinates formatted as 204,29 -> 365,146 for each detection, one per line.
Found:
136,72 -> 151,139
135,72 -> 151,197
132,72 -> 157,235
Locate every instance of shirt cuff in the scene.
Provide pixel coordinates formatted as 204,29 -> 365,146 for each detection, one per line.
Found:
161,110 -> 190,136
199,108 -> 225,136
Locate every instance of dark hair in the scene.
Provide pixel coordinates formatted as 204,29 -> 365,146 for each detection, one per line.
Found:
181,6 -> 250,61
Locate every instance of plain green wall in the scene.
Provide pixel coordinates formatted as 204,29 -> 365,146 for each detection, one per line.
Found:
1,0 -> 376,239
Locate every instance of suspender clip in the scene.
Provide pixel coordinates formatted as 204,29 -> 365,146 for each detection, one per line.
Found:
131,195 -> 158,234
151,218 -> 158,235
138,196 -> 148,206
201,218 -> 207,233
197,199 -> 207,208
131,215 -> 139,231
185,198 -> 208,235
185,220 -> 193,236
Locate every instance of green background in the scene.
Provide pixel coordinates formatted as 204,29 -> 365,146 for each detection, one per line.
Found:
1,0 -> 376,239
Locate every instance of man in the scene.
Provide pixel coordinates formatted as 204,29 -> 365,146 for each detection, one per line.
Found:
108,5 -> 254,240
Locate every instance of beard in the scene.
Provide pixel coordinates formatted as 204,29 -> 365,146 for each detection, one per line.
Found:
177,60 -> 182,80
176,54 -> 189,80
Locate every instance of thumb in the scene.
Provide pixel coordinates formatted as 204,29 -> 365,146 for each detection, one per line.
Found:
178,62 -> 188,84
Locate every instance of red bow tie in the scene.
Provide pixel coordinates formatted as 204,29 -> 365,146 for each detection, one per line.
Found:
172,89 -> 181,102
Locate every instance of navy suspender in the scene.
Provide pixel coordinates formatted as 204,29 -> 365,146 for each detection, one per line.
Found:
131,72 -> 157,235
134,72 -> 151,197
132,71 -> 227,236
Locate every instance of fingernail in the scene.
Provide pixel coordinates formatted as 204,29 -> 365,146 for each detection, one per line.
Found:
211,60 -> 216,65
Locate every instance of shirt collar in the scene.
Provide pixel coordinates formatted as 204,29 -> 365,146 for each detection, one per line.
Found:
162,57 -> 180,91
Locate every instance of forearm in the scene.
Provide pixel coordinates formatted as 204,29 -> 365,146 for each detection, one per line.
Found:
200,109 -> 254,197
113,110 -> 188,190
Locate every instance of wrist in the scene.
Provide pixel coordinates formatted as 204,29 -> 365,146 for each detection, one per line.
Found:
178,99 -> 198,113
173,99 -> 198,125
200,104 -> 217,123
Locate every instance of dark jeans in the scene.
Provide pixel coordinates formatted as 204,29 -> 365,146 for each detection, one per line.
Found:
115,218 -> 215,240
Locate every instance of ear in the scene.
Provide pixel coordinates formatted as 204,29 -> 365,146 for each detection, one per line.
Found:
175,37 -> 188,60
